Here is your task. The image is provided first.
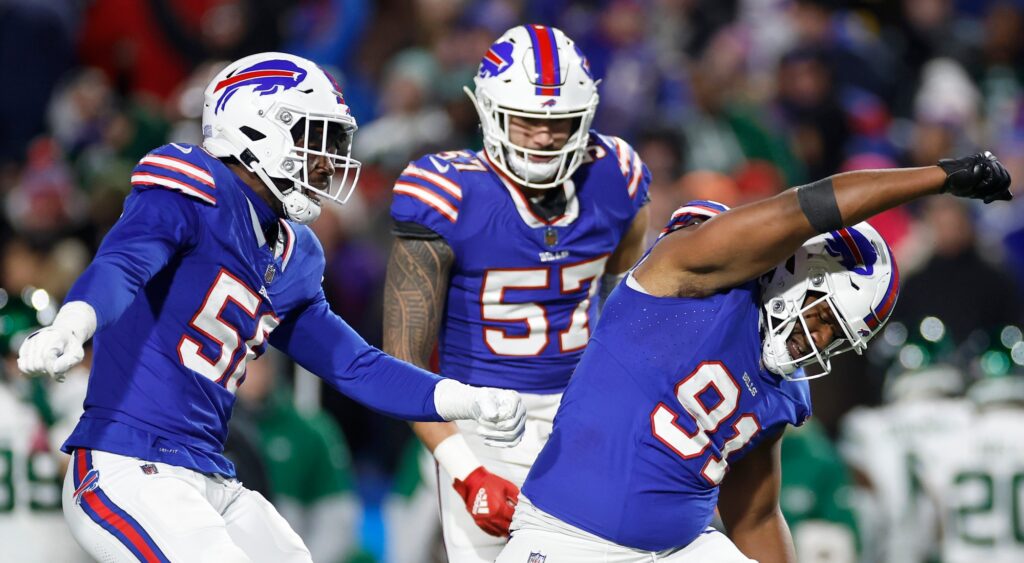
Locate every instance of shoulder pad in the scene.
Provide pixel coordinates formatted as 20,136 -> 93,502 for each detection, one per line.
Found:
593,134 -> 648,200
391,153 -> 468,228
130,144 -> 218,206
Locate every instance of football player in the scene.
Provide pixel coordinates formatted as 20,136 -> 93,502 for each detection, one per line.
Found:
496,153 -> 1012,562
839,336 -> 971,563
0,295 -> 90,562
17,52 -> 527,563
917,348 -> 1024,563
383,25 -> 651,561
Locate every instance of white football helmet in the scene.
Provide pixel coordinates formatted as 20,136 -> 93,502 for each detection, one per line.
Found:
202,52 -> 361,224
760,222 -> 900,380
465,25 -> 598,189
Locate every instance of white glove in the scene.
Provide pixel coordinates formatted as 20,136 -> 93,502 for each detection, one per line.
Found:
17,301 -> 96,383
434,379 -> 527,448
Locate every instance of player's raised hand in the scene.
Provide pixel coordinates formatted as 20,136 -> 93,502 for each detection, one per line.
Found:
452,466 -> 520,537
16,301 -> 96,383
938,151 -> 1013,203
433,379 -> 527,447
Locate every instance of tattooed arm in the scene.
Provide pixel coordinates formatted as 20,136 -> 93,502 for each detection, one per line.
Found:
384,234 -> 522,536
383,236 -> 460,451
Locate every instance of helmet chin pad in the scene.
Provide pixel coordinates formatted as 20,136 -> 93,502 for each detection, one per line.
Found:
505,149 -> 560,185
282,189 -> 321,224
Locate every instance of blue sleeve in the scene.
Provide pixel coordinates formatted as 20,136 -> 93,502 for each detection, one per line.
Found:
270,292 -> 444,422
66,189 -> 201,329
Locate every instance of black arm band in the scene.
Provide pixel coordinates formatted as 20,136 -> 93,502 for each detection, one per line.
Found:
391,220 -> 443,240
796,178 -> 843,233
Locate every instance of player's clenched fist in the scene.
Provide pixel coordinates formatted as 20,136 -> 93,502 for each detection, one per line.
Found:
17,302 -> 96,383
453,466 -> 520,537
433,379 -> 527,447
938,151 -> 1013,203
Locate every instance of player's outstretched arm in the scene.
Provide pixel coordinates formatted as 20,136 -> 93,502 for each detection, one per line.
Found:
271,294 -> 525,438
383,235 -> 522,536
718,431 -> 796,563
18,189 -> 201,381
637,152 -> 1011,297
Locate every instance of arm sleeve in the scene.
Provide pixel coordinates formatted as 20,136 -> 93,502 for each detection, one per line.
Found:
65,189 -> 200,329
270,292 -> 444,422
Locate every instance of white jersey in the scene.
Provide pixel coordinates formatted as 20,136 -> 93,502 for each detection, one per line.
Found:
839,397 -> 974,563
917,406 -> 1024,563
0,382 -> 89,562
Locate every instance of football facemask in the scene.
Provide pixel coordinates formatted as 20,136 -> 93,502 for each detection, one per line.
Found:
760,222 -> 900,380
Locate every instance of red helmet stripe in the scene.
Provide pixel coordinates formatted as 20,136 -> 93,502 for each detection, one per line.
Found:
529,25 -> 560,96
214,70 -> 299,92
838,228 -> 865,267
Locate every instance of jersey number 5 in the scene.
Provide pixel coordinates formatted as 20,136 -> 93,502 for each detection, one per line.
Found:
177,269 -> 279,392
651,362 -> 761,485
481,255 -> 608,356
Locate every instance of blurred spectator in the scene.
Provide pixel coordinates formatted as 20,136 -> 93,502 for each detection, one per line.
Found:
0,292 -> 89,562
78,0 -> 288,101
893,198 -> 1022,343
780,419 -> 859,563
774,46 -> 849,180
384,439 -> 445,563
839,353 -> 972,563
354,49 -> 453,171
237,350 -> 361,563
0,1 -> 75,165
917,353 -> 1024,563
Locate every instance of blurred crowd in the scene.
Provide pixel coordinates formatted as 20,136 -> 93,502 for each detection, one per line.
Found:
3,0 -> 1024,561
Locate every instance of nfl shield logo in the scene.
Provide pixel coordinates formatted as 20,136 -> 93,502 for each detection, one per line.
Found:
527,552 -> 546,563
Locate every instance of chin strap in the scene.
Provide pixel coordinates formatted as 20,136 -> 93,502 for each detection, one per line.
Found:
245,155 -> 320,225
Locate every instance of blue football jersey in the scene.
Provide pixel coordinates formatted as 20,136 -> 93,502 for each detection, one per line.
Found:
63,144 -> 443,477
389,133 -> 649,393
521,277 -> 813,551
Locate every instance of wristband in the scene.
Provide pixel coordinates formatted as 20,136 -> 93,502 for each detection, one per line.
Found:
53,301 -> 98,343
433,433 -> 481,482
434,378 -> 478,421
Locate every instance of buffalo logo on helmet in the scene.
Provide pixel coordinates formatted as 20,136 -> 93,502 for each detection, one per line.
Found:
824,227 -> 878,276
480,41 -> 515,78
214,59 -> 308,114
575,45 -> 593,79
527,553 -> 547,563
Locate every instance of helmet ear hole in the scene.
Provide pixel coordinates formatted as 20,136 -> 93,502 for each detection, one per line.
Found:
240,126 -> 266,141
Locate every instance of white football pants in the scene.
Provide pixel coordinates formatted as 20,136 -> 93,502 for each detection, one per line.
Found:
439,392 -> 561,563
497,497 -> 758,563
63,448 -> 311,563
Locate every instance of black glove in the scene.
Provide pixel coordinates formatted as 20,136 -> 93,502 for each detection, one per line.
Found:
937,151 -> 1013,203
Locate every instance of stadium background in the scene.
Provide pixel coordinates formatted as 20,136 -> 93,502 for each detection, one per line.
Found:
2,0 -> 1024,561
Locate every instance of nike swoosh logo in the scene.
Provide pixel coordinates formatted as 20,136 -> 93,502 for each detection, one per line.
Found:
170,143 -> 193,154
428,155 -> 450,173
